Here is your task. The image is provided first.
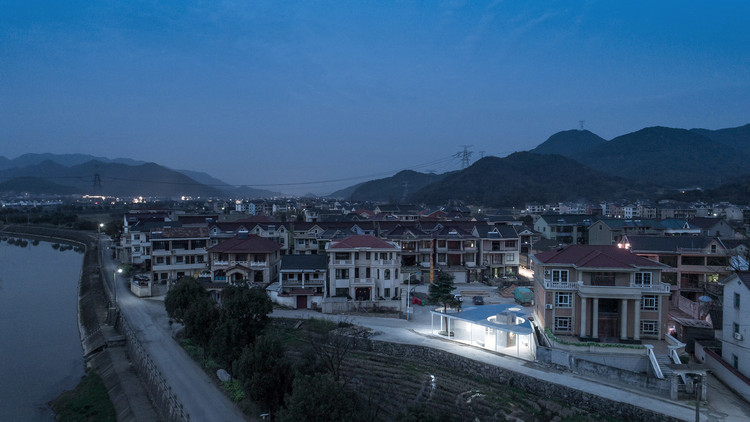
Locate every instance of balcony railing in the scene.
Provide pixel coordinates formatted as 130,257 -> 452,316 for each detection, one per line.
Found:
632,282 -> 671,293
543,279 -> 578,290
249,261 -> 267,268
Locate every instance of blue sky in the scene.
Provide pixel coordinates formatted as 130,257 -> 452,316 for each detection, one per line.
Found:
2,1 -> 749,195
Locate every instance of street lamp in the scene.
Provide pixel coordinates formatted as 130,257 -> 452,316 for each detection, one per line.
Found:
114,267 -> 123,304
99,223 -> 104,235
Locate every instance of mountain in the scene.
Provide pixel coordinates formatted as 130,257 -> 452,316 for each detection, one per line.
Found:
529,129 -> 606,158
328,182 -> 365,199
691,124 -> 750,157
340,170 -> 448,202
0,176 -> 79,195
0,160 -> 225,197
0,153 -> 146,170
576,126 -> 750,188
411,152 -> 654,207
177,169 -> 279,198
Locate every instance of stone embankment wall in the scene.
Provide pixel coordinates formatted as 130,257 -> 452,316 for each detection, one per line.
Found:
360,340 -> 679,422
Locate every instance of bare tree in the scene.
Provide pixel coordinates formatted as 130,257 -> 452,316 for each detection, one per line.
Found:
304,319 -> 371,382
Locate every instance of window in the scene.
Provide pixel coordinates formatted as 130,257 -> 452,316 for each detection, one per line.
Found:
366,267 -> 371,278
335,252 -> 349,261
735,293 -> 741,309
506,253 -> 515,261
355,252 -> 360,260
640,320 -> 658,335
551,269 -> 569,283
384,288 -> 391,298
335,288 -> 348,297
734,322 -> 740,335
641,295 -> 658,310
733,354 -> 739,370
635,272 -> 652,286
554,292 -> 572,308
366,252 -> 371,260
384,269 -> 391,280
335,269 -> 349,279
354,268 -> 360,278
554,317 -> 572,332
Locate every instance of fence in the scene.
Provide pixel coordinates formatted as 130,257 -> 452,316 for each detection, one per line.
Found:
119,314 -> 191,422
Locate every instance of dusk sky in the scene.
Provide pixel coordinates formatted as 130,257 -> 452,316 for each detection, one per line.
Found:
2,1 -> 749,195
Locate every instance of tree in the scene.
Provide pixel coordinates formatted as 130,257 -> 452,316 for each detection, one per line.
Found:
165,276 -> 209,324
428,271 -> 459,333
165,277 -> 218,347
209,284 -> 272,366
233,334 -> 294,415
276,374 -> 362,422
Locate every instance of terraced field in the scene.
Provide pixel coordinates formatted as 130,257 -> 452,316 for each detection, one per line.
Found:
275,319 -> 623,422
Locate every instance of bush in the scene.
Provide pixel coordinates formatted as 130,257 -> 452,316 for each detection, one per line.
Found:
222,380 -> 246,402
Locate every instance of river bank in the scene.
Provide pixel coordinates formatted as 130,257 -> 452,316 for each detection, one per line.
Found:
1,225 -> 156,421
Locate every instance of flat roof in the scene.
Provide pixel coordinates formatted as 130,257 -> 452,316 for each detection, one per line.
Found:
430,304 -> 533,335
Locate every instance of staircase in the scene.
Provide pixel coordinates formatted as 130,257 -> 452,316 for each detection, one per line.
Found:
655,354 -> 674,378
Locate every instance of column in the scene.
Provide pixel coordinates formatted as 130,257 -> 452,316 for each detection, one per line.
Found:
621,299 -> 628,340
634,298 -> 641,341
580,297 -> 587,338
592,298 -> 599,339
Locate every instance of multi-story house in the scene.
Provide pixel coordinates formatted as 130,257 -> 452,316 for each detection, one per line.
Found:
720,272 -> 750,379
276,254 -> 328,309
120,211 -> 170,266
150,226 -> 209,286
688,217 -> 736,239
532,245 -> 670,342
326,235 -> 401,302
432,225 -> 478,283
620,235 -> 732,303
474,225 -> 520,278
207,232 -> 281,285
587,219 -> 665,246
534,214 -> 594,245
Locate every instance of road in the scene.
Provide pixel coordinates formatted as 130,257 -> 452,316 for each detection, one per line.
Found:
98,236 -> 248,421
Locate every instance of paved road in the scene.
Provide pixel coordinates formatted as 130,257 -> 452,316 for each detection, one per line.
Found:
271,301 -> 750,422
98,236 -> 248,422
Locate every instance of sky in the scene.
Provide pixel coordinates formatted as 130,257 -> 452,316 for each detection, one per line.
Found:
2,1 -> 750,195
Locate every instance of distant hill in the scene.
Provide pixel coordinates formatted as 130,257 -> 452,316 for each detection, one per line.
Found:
691,123 -> 750,157
177,169 -> 279,198
0,160 -> 225,197
411,152 -> 654,207
530,129 -> 606,158
328,183 -> 365,199
341,170 -> 448,202
0,153 -> 146,170
577,126 -> 750,188
0,176 -> 79,195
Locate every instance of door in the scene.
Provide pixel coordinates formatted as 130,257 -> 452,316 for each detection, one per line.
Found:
296,295 -> 308,309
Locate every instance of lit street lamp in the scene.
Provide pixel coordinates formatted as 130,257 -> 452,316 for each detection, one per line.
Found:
114,267 -> 123,305
98,223 -> 104,235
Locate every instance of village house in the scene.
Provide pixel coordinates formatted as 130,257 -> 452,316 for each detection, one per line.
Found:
532,245 -> 671,342
150,226 -> 209,286
534,214 -> 593,245
326,235 -> 401,310
273,254 -> 328,310
207,231 -> 281,285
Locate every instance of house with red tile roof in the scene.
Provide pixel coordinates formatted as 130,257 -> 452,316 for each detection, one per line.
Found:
207,233 -> 281,286
532,245 -> 671,342
325,235 -> 401,313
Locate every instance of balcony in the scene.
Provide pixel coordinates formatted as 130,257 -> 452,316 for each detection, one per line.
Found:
249,261 -> 267,268
543,279 -> 578,290
283,278 -> 324,287
631,282 -> 671,293
334,259 -> 353,265
377,259 -> 397,266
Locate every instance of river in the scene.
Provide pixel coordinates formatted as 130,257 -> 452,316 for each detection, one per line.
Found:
0,238 -> 85,421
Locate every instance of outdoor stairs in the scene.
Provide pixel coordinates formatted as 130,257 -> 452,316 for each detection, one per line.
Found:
655,354 -> 675,379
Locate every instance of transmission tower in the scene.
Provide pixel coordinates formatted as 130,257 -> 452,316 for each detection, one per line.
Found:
579,120 -> 586,130
92,166 -> 102,194
457,145 -> 474,169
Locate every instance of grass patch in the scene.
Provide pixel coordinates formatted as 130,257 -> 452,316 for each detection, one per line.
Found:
223,380 -> 247,402
50,370 -> 116,422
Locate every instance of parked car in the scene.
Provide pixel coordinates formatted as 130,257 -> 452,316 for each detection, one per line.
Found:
472,296 -> 484,305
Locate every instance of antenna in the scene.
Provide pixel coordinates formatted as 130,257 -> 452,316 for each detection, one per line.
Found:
457,145 -> 474,169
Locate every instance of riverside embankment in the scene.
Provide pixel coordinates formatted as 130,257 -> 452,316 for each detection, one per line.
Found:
1,225 -> 157,421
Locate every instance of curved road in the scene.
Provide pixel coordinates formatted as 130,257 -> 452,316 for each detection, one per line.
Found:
98,236 -> 248,421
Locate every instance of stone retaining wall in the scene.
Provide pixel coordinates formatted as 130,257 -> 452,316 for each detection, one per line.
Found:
359,340 -> 679,422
